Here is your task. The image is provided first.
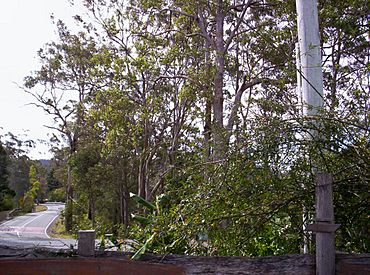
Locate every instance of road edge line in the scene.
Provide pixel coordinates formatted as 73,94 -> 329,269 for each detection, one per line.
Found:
45,214 -> 59,239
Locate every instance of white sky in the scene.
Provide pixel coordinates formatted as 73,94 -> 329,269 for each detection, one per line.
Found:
0,0 -> 83,160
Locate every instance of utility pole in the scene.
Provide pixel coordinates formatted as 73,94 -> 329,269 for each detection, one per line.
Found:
296,0 -> 324,255
296,0 -> 323,114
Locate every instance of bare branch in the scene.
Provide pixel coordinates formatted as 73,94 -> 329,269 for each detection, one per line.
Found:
196,8 -> 214,47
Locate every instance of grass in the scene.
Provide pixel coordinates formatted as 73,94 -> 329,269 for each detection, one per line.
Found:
35,205 -> 48,212
48,217 -> 75,239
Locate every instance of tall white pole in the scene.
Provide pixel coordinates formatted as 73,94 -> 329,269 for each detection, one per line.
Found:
296,0 -> 324,256
296,0 -> 324,115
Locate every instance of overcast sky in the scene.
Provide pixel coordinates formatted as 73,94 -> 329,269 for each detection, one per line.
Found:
0,0 -> 83,159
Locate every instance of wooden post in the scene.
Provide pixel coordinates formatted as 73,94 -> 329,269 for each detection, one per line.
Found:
77,230 -> 96,256
307,173 -> 340,275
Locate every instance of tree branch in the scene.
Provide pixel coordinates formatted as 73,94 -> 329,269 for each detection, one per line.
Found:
225,0 -> 253,50
226,78 -> 265,143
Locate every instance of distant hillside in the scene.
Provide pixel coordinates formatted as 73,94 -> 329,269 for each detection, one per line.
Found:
38,159 -> 51,168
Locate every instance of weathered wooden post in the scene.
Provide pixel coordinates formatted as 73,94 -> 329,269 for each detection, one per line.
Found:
78,230 -> 96,256
307,173 -> 340,275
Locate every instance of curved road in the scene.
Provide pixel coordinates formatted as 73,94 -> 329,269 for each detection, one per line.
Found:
0,203 -> 76,249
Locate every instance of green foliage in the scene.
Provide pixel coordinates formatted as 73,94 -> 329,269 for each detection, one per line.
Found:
130,192 -> 155,212
46,168 -> 62,191
49,187 -> 66,202
22,164 -> 41,212
23,0 -> 369,256
22,193 -> 35,213
0,142 -> 15,211
131,233 -> 156,260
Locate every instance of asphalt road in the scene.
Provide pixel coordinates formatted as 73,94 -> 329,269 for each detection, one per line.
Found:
0,203 -> 76,249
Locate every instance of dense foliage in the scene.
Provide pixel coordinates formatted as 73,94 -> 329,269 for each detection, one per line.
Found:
0,133 -> 53,213
0,142 -> 15,211
23,0 -> 369,255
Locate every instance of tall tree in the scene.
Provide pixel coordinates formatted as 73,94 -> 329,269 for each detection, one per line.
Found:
23,20 -> 105,230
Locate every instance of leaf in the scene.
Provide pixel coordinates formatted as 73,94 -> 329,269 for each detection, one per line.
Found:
131,233 -> 156,260
129,192 -> 155,211
131,214 -> 152,225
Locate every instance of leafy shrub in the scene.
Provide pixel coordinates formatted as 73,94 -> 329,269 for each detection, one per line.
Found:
49,188 -> 66,202
0,193 -> 14,211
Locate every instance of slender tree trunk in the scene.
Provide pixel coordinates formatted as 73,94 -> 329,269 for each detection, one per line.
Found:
91,196 -> 95,228
213,1 -> 226,160
65,163 -> 73,232
123,185 -> 130,227
119,179 -> 130,227
65,134 -> 78,232
119,158 -> 130,229
138,114 -> 149,199
203,39 -> 212,164
119,184 -> 124,224
138,159 -> 146,199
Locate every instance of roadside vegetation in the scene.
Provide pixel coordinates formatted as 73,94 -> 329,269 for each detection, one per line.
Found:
48,217 -> 75,239
35,205 -> 48,212
1,0 -> 368,256
0,210 -> 10,223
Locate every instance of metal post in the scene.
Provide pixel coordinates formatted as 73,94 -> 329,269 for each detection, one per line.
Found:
307,173 -> 340,275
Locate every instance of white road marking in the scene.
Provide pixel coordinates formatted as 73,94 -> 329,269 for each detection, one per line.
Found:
44,214 -> 59,239
0,219 -> 13,226
16,213 -> 46,237
0,203 -> 65,242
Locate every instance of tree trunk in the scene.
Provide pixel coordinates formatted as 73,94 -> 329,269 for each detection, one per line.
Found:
213,1 -> 226,160
203,38 -> 212,164
123,186 -> 130,227
138,158 -> 146,199
65,163 -> 73,232
138,114 -> 149,199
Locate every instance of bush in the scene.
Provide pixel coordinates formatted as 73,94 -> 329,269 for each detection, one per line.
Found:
22,193 -> 35,213
0,193 -> 14,211
49,188 -> 66,202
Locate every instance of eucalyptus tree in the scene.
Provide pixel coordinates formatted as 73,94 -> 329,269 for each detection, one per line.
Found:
23,20 -> 108,231
22,0 -> 369,253
80,0 -> 203,206
77,0 -> 305,252
120,0 -> 369,255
